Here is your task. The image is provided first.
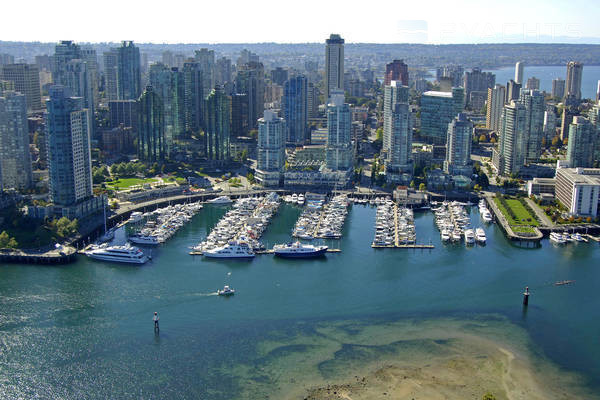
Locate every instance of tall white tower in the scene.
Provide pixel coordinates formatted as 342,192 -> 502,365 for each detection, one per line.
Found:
325,34 -> 344,101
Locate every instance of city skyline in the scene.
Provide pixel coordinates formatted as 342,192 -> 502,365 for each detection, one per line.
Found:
1,0 -> 600,44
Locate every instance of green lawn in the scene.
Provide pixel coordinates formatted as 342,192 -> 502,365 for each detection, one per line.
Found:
494,197 -> 539,233
106,177 -> 157,190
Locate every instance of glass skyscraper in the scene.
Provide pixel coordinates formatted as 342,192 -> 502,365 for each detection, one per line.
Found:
205,86 -> 231,161
0,91 -> 32,191
326,92 -> 353,171
137,86 -> 165,162
283,75 -> 308,145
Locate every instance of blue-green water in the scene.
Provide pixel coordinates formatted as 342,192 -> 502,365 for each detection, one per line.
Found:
0,203 -> 599,398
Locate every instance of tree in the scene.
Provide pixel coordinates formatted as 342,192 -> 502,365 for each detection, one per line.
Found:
419,183 -> 426,191
551,136 -> 560,146
0,231 -> 18,248
562,137 -> 569,146
482,393 -> 497,400
409,180 -> 415,189
246,172 -> 255,184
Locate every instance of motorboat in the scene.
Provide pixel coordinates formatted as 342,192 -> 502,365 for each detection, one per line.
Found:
128,234 -> 160,246
464,229 -> 476,245
441,230 -> 451,242
208,196 -> 232,204
291,193 -> 298,204
128,211 -> 143,223
85,243 -> 149,264
203,241 -> 255,259
481,210 -> 493,223
549,232 -> 567,245
475,228 -> 486,244
217,285 -> 235,296
273,241 -> 328,258
297,193 -> 305,205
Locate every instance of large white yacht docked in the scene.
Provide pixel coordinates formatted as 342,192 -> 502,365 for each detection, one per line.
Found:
128,234 -> 160,246
203,241 -> 255,259
85,243 -> 149,264
208,196 -> 232,204
273,241 -> 328,258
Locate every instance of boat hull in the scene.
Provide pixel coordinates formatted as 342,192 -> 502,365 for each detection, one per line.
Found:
274,248 -> 328,258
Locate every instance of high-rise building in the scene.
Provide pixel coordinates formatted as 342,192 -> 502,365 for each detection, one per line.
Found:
283,75 -> 308,145
236,61 -> 265,130
384,59 -> 409,87
0,63 -> 42,111
256,110 -> 286,186
64,59 -> 96,132
108,100 -> 138,130
204,86 -> 231,161
496,101 -> 527,176
182,61 -> 204,136
45,86 -> 93,206
149,64 -> 185,149
463,68 -> 495,107
103,50 -> 119,101
515,61 -> 524,85
506,80 -> 521,103
486,84 -> 506,132
543,105 -> 557,142
307,82 -> 320,118
565,61 -> 583,100
0,54 -> 14,65
237,49 -> 259,66
0,91 -> 32,191
552,78 -> 565,99
560,107 -> 576,140
215,57 -> 232,86
231,93 -> 249,138
162,51 -> 174,68
195,49 -> 215,99
382,82 -> 412,182
137,86 -> 165,162
326,91 -> 352,171
444,113 -> 473,176
519,89 -> 545,162
271,67 -> 288,86
436,65 -> 464,87
566,116 -> 595,168
325,34 -> 344,100
597,81 -> 600,102
116,41 -> 141,100
420,88 -> 464,145
526,77 -> 540,90
51,41 -> 81,86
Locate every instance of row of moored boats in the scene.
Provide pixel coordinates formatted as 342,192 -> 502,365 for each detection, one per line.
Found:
433,201 -> 486,245
549,231 -> 587,245
292,195 -> 349,240
372,200 -> 415,246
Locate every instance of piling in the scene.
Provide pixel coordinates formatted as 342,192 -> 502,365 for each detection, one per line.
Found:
523,286 -> 530,306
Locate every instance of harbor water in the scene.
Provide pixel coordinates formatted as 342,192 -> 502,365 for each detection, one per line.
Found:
0,202 -> 599,398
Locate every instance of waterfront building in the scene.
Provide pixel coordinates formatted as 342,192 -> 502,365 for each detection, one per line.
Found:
444,113 -> 473,176
283,75 -> 308,145
194,49 -> 215,99
420,88 -> 464,145
325,34 -> 344,100
552,78 -> 565,99
463,68 -> 495,108
565,61 -> 583,100
0,63 -> 42,112
326,92 -> 353,171
495,101 -> 527,176
515,61 -> 524,85
116,41 -> 142,100
46,86 -> 97,214
204,86 -> 231,161
566,116 -> 595,168
236,61 -> 265,131
555,167 -> 600,217
383,81 -> 412,183
256,110 -> 286,186
137,86 -> 165,162
486,84 -> 506,132
519,89 -> 545,162
384,60 -> 409,87
0,91 -> 32,191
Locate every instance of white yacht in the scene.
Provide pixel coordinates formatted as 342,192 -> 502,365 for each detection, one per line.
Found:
464,229 -> 476,245
85,243 -> 149,264
441,230 -> 451,242
297,193 -> 305,205
291,193 -> 298,204
203,241 -> 255,259
208,196 -> 232,204
549,232 -> 567,245
273,241 -> 328,258
128,212 -> 144,223
475,228 -> 487,244
481,210 -> 493,223
128,234 -> 160,246
217,285 -> 235,296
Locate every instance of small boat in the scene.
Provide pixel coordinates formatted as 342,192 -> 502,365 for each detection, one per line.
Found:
128,212 -> 144,223
441,230 -> 451,242
291,193 -> 298,204
208,196 -> 232,204
464,229 -> 476,245
297,193 -> 305,205
475,228 -> 486,244
128,234 -> 160,246
549,232 -> 566,245
554,280 -> 575,286
217,285 -> 235,296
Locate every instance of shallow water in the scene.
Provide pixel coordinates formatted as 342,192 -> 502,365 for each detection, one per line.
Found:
0,203 -> 598,399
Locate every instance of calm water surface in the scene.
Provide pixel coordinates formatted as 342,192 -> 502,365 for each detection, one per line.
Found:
0,203 -> 599,398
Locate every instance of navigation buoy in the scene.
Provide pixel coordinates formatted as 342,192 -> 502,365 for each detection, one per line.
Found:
523,286 -> 530,306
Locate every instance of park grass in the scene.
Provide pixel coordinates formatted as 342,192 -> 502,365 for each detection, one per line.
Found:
493,197 -> 539,234
106,177 -> 157,190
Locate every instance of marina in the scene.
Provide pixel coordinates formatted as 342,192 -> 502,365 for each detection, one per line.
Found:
291,194 -> 349,240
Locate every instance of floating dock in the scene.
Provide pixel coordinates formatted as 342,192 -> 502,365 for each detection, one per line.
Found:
371,244 -> 434,249
190,248 -> 341,256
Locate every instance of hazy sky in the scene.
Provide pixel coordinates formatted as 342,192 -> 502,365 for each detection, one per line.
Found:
2,0 -> 598,44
